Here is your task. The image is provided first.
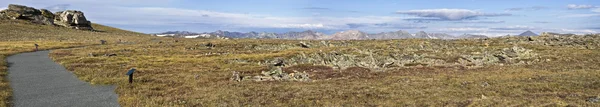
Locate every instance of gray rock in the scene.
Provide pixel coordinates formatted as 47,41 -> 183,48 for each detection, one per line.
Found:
299,41 -> 310,48
293,71 -> 311,82
481,82 -> 489,87
105,53 -> 117,57
54,10 -> 93,30
1,4 -> 93,30
1,4 -> 53,25
588,96 -> 599,103
230,71 -> 241,82
495,46 -> 538,64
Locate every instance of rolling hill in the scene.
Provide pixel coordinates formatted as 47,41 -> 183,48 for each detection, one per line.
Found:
0,19 -> 151,106
2,4 -> 600,106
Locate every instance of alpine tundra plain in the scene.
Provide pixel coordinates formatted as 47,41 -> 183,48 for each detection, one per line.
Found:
1,1 -> 600,106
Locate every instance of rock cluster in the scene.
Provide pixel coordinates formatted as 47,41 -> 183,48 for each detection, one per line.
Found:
458,46 -> 539,68
231,67 -> 311,82
499,32 -> 600,49
0,4 -> 54,25
537,32 -> 600,49
277,46 -> 539,70
588,96 -> 600,103
228,34 -> 600,82
0,4 -> 93,30
54,10 -> 93,30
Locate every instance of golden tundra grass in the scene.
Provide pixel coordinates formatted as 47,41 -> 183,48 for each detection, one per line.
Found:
2,19 -> 600,106
51,36 -> 600,106
0,19 -> 148,106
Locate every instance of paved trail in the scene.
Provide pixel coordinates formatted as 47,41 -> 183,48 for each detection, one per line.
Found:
7,50 -> 119,107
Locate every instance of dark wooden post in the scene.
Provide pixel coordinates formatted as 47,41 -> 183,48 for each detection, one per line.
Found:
34,44 -> 39,51
129,74 -> 133,83
126,68 -> 136,84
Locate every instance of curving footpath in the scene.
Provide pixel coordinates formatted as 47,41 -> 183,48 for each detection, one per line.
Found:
7,50 -> 119,107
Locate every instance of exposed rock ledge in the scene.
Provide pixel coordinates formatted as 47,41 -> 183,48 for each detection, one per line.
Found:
0,4 -> 93,30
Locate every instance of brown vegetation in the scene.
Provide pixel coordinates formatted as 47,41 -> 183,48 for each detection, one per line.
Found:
0,19 -> 146,106
1,19 -> 600,106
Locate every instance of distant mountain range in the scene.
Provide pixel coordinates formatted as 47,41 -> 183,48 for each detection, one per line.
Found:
153,30 -> 492,40
518,30 -> 539,36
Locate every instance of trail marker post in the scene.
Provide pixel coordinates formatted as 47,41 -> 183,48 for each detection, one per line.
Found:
34,44 -> 39,51
126,68 -> 136,84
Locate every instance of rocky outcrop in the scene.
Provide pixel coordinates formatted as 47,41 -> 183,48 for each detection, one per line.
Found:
0,4 -> 93,30
260,46 -> 540,71
54,10 -> 93,30
0,4 -> 54,25
506,32 -> 600,49
231,66 -> 312,82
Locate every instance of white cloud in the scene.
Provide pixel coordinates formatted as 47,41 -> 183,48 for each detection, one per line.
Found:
434,26 -> 517,37
439,27 -> 489,32
490,25 -> 535,30
594,8 -> 600,13
3,1 -> 592,35
470,33 -> 513,37
43,4 -> 70,12
454,20 -> 505,24
436,26 -> 597,37
505,6 -> 547,12
561,14 -> 600,18
0,7 -> 6,10
84,6 -> 410,30
567,4 -> 597,9
396,9 -> 511,20
559,29 -> 597,34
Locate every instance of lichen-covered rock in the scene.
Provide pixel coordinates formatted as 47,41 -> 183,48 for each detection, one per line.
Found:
588,96 -> 600,103
299,41 -> 310,48
38,9 -> 55,25
7,4 -> 40,18
1,4 -> 53,25
2,10 -> 21,19
230,71 -> 241,82
0,11 -> 5,19
458,53 -> 500,67
494,46 -> 538,64
40,9 -> 54,19
233,67 -> 312,82
534,32 -> 600,49
54,10 -> 93,30
0,4 -> 93,30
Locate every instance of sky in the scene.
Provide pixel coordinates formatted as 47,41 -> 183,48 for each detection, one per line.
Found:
1,0 -> 599,36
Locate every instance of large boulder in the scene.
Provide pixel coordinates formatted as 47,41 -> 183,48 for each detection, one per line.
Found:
54,10 -> 93,30
0,4 -> 93,30
0,4 -> 53,25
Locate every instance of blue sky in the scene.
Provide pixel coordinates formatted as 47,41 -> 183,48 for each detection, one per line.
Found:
1,0 -> 599,36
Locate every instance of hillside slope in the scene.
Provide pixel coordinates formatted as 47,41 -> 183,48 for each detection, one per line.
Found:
52,28 -> 600,106
0,19 -> 150,106
3,18 -> 600,106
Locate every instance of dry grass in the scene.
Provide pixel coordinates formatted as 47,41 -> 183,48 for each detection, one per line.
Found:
0,19 -> 147,106
2,19 -> 600,106
50,36 -> 600,106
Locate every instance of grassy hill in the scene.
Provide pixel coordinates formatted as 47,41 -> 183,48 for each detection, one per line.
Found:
0,19 -> 150,106
2,19 -> 600,106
